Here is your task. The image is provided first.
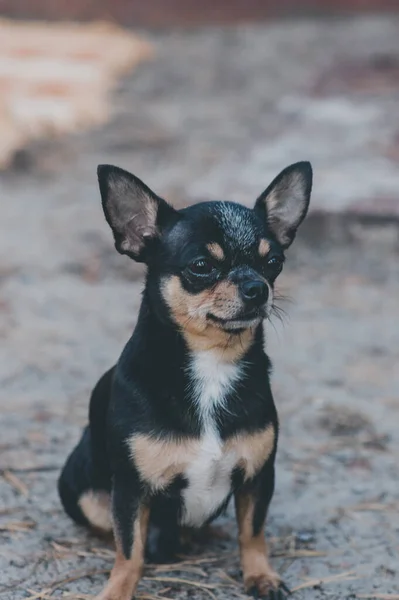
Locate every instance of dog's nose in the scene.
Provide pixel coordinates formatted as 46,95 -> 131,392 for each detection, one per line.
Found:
240,280 -> 268,305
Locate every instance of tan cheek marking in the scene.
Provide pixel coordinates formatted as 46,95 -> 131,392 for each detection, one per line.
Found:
97,505 -> 150,600
78,490 -> 112,533
128,434 -> 200,489
161,275 -> 189,321
161,276 -> 254,361
162,276 -> 242,323
162,276 -> 211,328
258,239 -> 271,257
207,242 -> 225,261
226,425 -> 275,480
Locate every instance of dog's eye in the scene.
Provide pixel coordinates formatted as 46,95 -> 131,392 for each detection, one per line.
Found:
188,258 -> 214,276
267,256 -> 283,271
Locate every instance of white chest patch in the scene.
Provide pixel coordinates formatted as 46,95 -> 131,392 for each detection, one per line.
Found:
181,351 -> 242,527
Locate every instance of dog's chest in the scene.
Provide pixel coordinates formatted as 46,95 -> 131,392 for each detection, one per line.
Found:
180,429 -> 237,526
130,352 -> 275,527
180,352 -> 241,526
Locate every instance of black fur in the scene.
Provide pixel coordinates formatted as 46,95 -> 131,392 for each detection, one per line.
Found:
58,161 -> 312,599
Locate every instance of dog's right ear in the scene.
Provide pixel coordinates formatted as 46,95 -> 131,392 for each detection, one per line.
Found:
97,165 -> 178,261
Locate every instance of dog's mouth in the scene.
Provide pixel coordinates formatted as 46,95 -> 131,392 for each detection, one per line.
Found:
207,310 -> 265,331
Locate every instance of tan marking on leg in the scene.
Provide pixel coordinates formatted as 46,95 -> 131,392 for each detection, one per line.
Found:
206,242 -> 225,261
235,493 -> 280,595
226,425 -> 275,480
95,505 -> 150,600
258,239 -> 271,257
161,276 -> 254,362
128,435 -> 201,489
79,490 -> 112,533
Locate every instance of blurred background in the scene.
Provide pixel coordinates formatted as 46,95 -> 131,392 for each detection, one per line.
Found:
1,2 -> 399,599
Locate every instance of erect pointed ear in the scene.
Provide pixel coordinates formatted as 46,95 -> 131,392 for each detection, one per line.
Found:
97,165 -> 178,261
254,161 -> 313,249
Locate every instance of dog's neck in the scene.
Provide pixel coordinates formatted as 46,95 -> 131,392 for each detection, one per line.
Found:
177,321 -> 255,363
130,293 -> 268,435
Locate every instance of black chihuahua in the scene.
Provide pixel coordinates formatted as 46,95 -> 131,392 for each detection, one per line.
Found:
58,161 -> 313,600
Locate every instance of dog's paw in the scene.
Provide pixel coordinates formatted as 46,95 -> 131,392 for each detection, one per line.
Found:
246,573 -> 291,599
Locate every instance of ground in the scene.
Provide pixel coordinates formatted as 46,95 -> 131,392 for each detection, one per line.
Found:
1,15 -> 399,600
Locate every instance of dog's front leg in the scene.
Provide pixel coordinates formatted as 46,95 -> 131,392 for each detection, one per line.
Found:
235,464 -> 288,599
96,477 -> 149,600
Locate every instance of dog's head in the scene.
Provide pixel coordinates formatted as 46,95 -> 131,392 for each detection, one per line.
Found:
98,162 -> 312,338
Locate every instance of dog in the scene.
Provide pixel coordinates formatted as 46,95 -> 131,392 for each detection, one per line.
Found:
58,160 -> 312,600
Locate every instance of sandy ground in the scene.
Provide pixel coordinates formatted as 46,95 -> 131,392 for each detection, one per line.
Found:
1,16 -> 399,600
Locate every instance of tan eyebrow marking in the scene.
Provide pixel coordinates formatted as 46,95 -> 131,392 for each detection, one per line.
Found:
207,243 -> 225,261
258,239 -> 270,257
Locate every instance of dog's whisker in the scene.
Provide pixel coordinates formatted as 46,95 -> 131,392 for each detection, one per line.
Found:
273,291 -> 293,305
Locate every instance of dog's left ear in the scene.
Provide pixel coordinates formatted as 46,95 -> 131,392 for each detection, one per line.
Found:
254,161 -> 312,248
97,164 -> 178,261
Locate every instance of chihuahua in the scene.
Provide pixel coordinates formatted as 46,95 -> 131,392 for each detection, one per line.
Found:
58,160 -> 312,600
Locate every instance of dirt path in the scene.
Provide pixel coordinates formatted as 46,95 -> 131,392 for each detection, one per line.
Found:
1,16 -> 399,600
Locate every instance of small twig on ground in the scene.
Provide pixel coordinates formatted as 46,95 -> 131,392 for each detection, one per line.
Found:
23,570 -> 109,600
0,556 -> 46,595
143,576 -> 221,600
216,569 -> 240,587
149,554 -> 229,573
47,568 -> 109,594
138,595 -> 172,600
2,470 -> 29,496
50,541 -> 113,561
356,595 -> 399,599
0,507 -> 20,515
25,590 -> 53,600
3,465 -> 61,474
177,551 -> 236,563
272,550 -> 327,558
90,547 -> 115,558
291,570 -> 358,592
350,502 -> 397,512
0,520 -> 36,532
62,594 -> 95,600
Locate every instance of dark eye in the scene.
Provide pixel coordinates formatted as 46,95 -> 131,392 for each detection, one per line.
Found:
188,258 -> 215,276
267,256 -> 283,271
